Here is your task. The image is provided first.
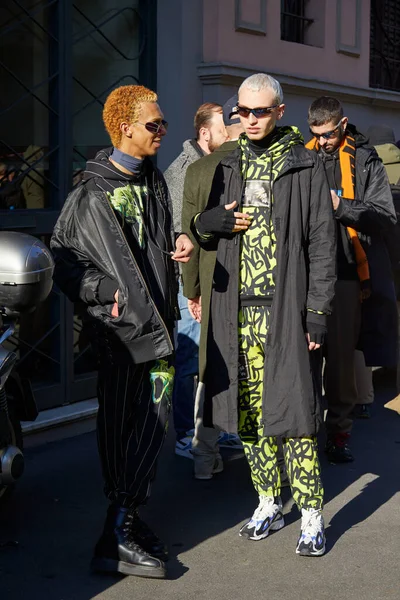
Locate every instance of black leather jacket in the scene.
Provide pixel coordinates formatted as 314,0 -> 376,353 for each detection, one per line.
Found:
51,155 -> 179,364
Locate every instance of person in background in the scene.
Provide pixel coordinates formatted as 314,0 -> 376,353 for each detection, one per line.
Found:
20,145 -> 45,209
353,350 -> 374,418
366,124 -> 400,400
192,73 -> 336,556
0,162 -> 7,183
181,94 -> 245,479
366,125 -> 400,185
51,84 -> 193,580
164,103 -> 228,458
307,98 -> 397,462
0,161 -> 26,209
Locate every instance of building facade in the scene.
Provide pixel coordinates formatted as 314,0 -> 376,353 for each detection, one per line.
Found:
0,0 -> 156,411
1,0 -> 399,413
158,0 -> 400,170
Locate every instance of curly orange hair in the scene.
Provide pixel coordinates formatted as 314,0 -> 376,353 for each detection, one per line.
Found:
103,85 -> 158,147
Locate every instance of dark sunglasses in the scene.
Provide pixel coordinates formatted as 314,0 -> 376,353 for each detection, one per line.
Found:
235,104 -> 279,118
309,119 -> 343,140
137,119 -> 168,134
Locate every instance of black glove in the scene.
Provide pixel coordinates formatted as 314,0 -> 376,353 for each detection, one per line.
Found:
306,312 -> 327,346
196,205 -> 236,235
97,276 -> 118,305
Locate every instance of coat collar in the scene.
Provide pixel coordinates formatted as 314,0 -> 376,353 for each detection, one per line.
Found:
219,144 -> 315,176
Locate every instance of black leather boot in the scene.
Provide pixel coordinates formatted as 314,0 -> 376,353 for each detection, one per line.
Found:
91,505 -> 166,579
128,510 -> 168,560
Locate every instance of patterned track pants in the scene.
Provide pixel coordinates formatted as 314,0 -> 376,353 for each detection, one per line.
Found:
96,358 -> 173,509
238,306 -> 323,510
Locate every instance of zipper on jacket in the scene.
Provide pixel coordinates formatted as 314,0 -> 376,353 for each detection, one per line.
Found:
235,155 -> 249,246
103,193 -> 174,354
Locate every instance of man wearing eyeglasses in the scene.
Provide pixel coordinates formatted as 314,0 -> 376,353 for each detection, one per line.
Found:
51,85 -> 193,580
191,73 -> 336,557
307,96 -> 397,464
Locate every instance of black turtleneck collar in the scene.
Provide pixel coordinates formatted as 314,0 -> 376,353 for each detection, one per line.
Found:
247,128 -> 278,156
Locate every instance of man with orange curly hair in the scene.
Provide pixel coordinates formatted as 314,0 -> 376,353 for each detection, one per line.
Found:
51,84 -> 193,579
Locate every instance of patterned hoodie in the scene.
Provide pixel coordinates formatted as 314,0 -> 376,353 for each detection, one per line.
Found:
238,126 -> 304,303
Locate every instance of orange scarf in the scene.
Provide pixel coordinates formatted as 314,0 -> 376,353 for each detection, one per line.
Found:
306,134 -> 371,297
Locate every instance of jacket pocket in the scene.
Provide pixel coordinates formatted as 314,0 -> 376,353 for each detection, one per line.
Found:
87,286 -> 127,325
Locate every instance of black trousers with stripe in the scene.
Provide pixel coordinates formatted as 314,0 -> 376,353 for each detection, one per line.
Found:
96,358 -> 171,509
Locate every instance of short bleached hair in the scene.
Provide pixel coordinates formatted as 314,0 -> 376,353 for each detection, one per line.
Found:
239,73 -> 283,105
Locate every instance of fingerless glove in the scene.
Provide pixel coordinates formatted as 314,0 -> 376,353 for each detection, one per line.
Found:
195,205 -> 236,235
306,312 -> 327,345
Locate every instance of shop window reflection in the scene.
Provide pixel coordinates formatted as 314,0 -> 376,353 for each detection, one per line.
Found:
0,146 -> 46,210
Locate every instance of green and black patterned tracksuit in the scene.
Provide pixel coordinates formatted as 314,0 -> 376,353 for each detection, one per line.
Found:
238,129 -> 323,509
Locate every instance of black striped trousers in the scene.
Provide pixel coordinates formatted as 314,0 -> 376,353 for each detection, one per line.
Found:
96,359 -> 171,509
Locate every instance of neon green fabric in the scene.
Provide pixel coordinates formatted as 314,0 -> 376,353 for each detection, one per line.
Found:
238,305 -> 323,509
238,127 -> 303,299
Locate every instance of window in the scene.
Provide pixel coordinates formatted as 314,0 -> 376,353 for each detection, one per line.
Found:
281,0 -> 312,44
0,0 -> 156,410
281,0 -> 325,48
370,0 -> 400,92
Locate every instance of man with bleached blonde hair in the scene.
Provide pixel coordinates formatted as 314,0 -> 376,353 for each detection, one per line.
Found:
192,73 -> 336,556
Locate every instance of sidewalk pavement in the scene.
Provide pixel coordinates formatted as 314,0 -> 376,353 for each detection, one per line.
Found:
1,369 -> 399,600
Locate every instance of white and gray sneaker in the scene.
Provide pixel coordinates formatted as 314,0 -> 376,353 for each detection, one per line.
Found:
296,508 -> 326,556
239,496 -> 284,541
217,432 -> 243,450
175,435 -> 193,459
175,429 -> 195,459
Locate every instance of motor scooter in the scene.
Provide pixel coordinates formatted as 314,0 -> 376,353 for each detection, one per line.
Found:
0,231 -> 54,498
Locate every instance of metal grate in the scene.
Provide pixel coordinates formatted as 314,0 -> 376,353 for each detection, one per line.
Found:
0,1 -> 147,208
0,0 -> 155,409
370,0 -> 400,92
281,0 -> 314,44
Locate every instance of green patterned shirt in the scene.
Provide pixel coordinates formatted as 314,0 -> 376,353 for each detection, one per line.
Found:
239,127 -> 304,302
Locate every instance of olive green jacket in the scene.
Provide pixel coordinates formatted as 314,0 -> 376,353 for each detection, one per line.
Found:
181,141 -> 238,380
374,143 -> 400,184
